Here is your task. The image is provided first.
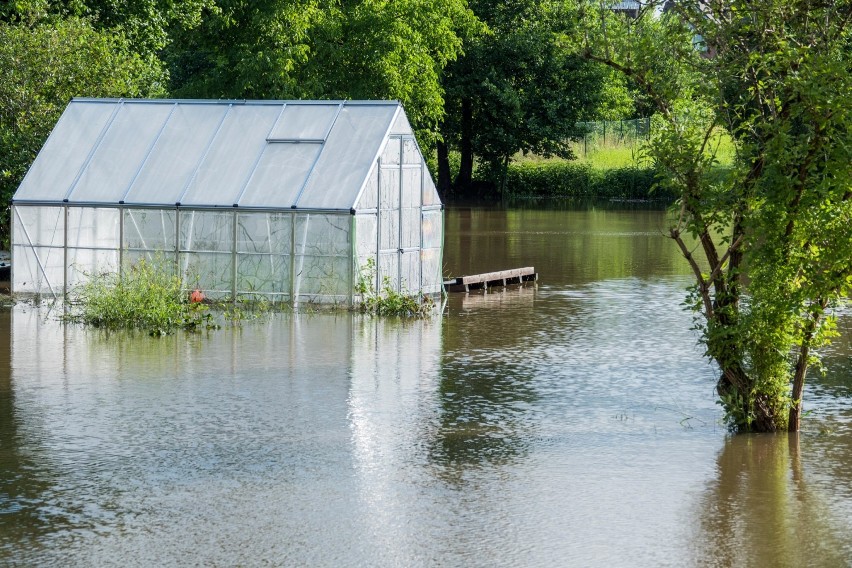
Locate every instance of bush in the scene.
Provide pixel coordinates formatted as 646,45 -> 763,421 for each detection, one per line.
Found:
498,161 -> 672,200
64,258 -> 216,335
355,258 -> 435,317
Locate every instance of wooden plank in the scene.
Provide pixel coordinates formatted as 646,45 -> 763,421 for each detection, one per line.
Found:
443,267 -> 537,293
455,267 -> 535,285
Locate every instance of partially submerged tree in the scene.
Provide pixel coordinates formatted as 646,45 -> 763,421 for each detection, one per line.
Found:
578,1 -> 852,431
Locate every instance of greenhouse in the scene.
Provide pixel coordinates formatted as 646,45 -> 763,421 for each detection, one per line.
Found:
11,98 -> 444,305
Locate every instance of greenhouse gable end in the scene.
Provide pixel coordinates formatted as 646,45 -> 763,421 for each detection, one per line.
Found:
11,98 -> 444,304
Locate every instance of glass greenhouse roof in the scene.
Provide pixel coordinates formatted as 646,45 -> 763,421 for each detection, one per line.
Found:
13,98 -> 410,211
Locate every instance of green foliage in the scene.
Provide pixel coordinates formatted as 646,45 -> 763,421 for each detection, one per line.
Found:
166,0 -> 318,100
578,0 -> 852,432
167,0 -> 478,147
495,161 -> 666,201
303,0 -> 480,148
65,258 -> 217,336
591,66 -> 635,121
441,0 -> 606,188
0,15 -> 166,247
355,258 -> 435,317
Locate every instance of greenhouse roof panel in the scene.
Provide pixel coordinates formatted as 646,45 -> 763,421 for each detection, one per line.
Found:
295,104 -> 398,210
13,99 -> 409,210
268,103 -> 340,141
236,142 -> 321,208
179,104 -> 282,206
13,100 -> 116,202
123,103 -> 230,205
67,102 -> 175,203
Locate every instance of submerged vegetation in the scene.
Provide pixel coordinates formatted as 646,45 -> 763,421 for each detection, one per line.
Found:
63,257 -> 434,333
355,258 -> 436,317
64,258 -> 218,335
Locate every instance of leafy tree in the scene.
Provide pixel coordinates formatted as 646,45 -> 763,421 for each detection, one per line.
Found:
168,0 -> 478,146
166,0 -> 319,100
593,66 -> 635,121
2,0 -> 213,59
438,0 -> 606,196
578,1 -> 852,432
0,16 -> 166,246
301,0 -> 479,147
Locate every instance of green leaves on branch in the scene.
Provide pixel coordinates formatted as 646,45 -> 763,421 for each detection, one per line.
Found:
355,258 -> 435,318
167,0 -> 318,100
304,0 -> 480,146
64,258 -> 218,336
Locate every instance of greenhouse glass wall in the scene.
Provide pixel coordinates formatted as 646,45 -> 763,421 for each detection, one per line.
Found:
11,98 -> 444,305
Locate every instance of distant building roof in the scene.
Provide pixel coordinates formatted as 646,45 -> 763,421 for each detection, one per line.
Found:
610,1 -> 641,10
610,1 -> 641,17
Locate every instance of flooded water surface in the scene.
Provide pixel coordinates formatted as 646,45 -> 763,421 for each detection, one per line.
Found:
2,203 -> 852,566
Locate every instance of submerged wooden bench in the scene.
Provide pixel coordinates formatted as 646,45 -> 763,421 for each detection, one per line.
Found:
443,267 -> 538,293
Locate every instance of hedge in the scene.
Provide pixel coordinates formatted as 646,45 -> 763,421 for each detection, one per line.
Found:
496,161 -> 676,201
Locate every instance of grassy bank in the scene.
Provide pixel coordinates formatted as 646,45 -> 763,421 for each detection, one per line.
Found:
478,128 -> 735,201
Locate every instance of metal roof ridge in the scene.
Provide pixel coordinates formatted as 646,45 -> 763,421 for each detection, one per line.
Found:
71,97 -> 401,106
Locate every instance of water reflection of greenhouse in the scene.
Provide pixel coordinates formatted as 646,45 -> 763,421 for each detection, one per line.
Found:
11,98 -> 443,305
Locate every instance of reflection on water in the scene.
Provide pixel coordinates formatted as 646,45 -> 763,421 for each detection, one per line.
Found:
694,434 -> 852,567
1,203 -> 851,566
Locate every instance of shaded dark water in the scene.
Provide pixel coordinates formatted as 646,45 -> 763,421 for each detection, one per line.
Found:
1,203 -> 852,566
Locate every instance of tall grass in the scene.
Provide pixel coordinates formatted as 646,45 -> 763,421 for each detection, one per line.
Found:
569,126 -> 735,169
355,258 -> 435,317
501,126 -> 735,199
65,257 -> 216,335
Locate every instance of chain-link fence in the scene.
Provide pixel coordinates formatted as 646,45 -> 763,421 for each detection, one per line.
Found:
575,117 -> 651,156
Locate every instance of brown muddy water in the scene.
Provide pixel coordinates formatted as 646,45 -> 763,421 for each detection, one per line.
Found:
1,202 -> 852,567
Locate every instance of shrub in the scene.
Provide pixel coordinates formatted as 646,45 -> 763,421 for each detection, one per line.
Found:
355,258 -> 436,317
498,161 -> 671,200
64,258 -> 216,335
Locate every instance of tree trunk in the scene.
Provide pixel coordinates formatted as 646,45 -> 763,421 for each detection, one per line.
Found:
788,302 -> 825,431
788,354 -> 808,432
436,138 -> 451,199
455,97 -> 473,189
499,154 -> 510,197
717,368 -> 782,433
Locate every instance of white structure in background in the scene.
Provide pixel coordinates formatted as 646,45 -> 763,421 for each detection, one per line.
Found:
10,98 -> 444,305
610,0 -> 641,18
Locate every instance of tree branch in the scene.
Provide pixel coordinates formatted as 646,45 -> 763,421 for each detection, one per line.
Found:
581,50 -> 672,119
708,234 -> 744,284
671,227 -> 713,319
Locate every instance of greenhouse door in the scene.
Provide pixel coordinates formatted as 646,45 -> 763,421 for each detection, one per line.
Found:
378,136 -> 422,294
